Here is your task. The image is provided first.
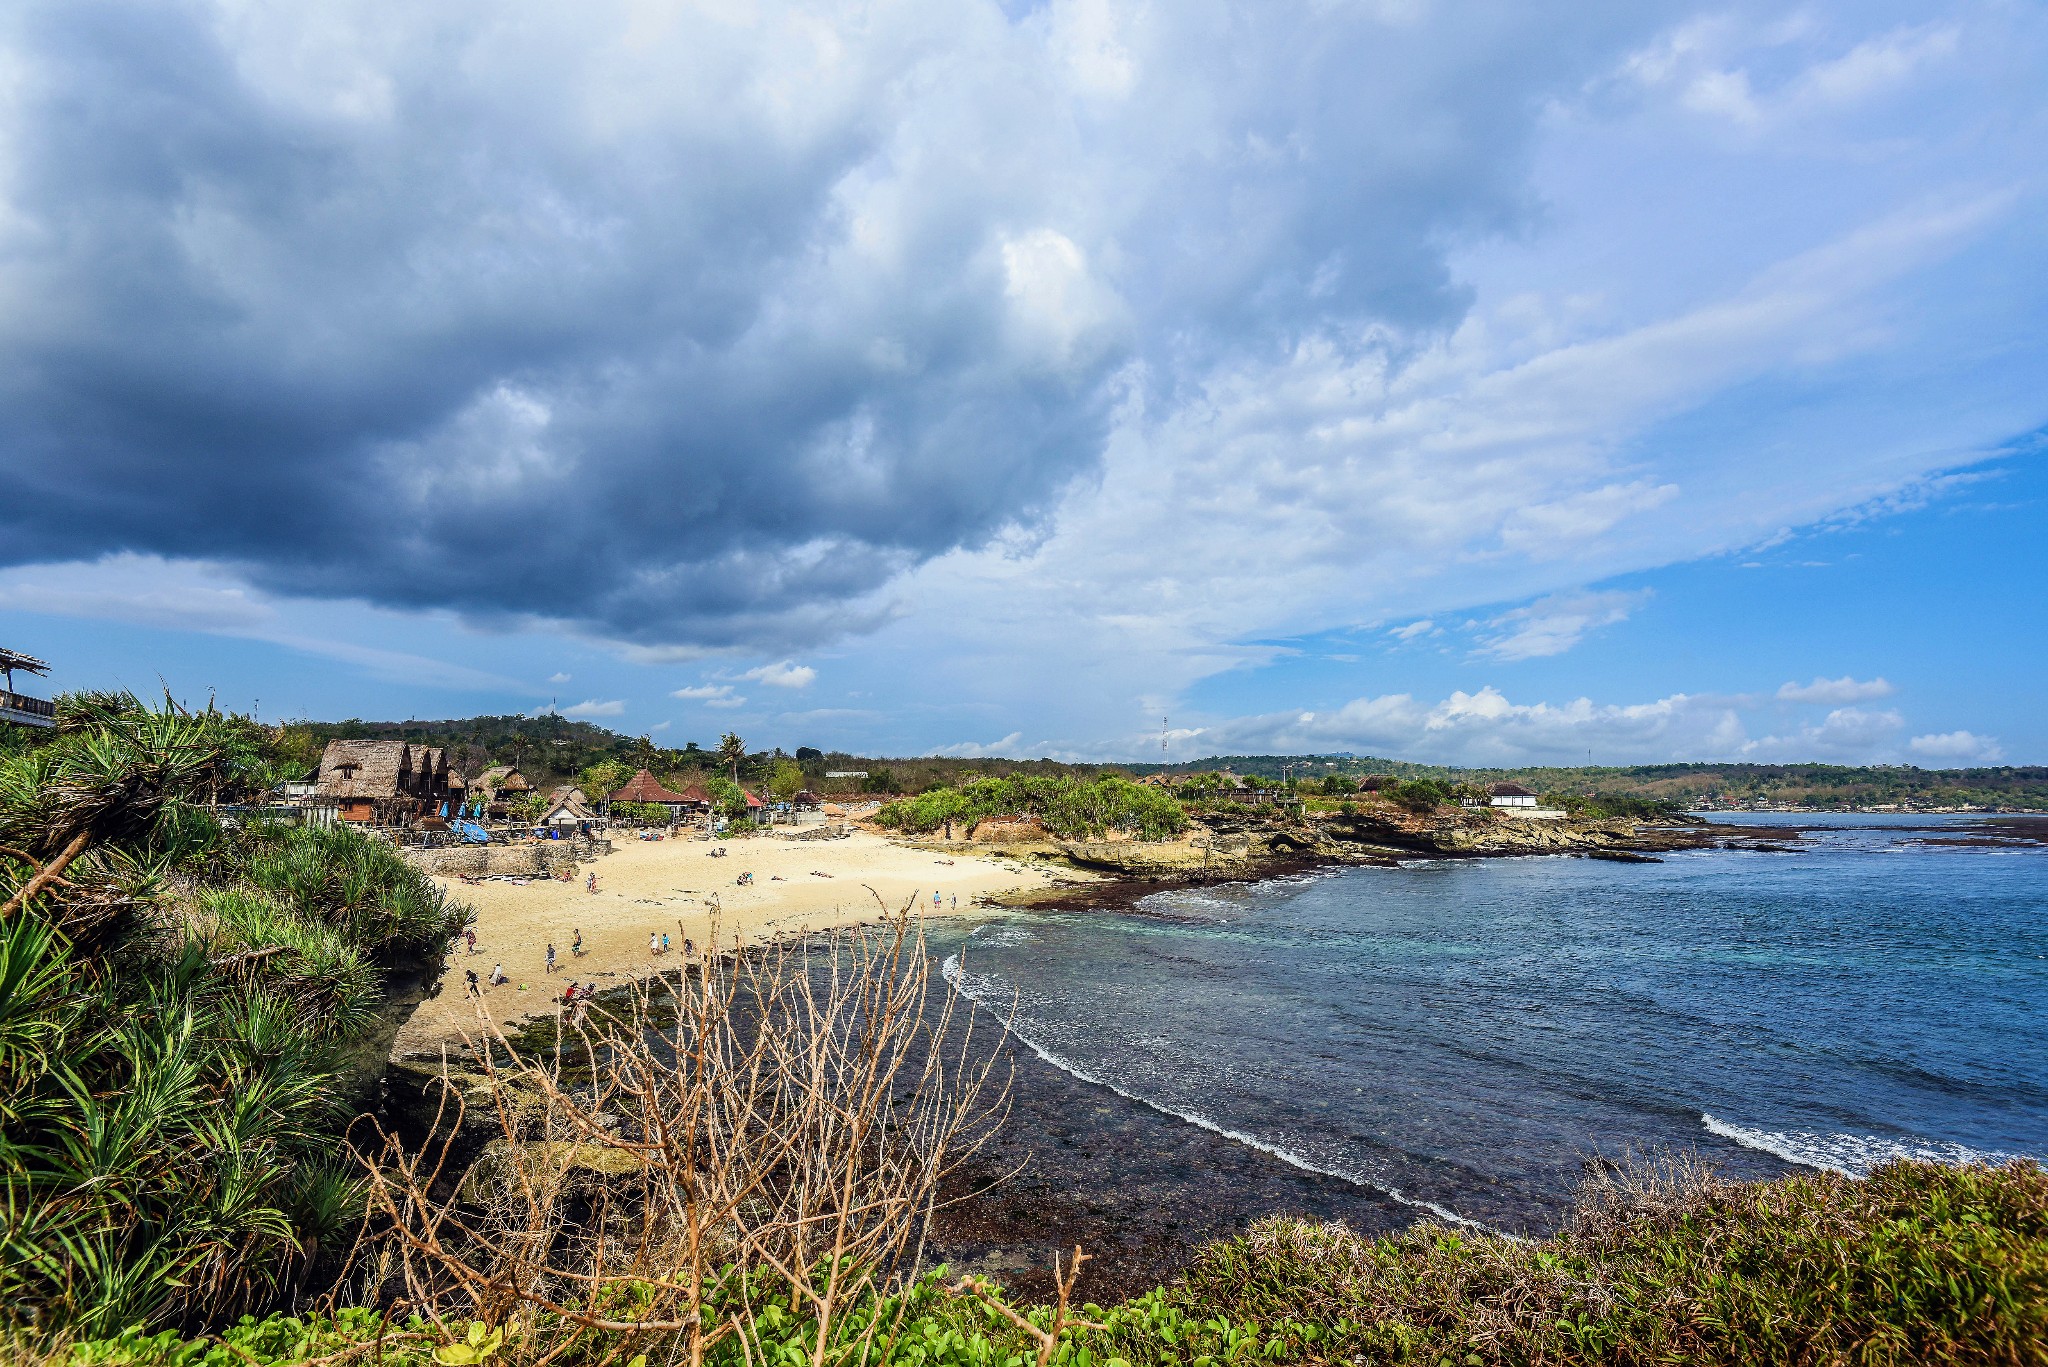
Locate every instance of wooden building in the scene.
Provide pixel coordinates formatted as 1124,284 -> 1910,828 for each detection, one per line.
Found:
314,739 -> 457,825
0,646 -> 54,729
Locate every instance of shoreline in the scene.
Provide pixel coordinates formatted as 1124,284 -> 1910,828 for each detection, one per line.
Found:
390,827 -> 1082,1055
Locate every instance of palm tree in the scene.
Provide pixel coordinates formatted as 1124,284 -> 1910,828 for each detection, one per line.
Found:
716,732 -> 746,786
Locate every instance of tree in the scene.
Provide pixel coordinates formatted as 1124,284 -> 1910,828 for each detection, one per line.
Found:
705,775 -> 749,821
769,759 -> 804,805
716,732 -> 747,784
579,759 -> 633,805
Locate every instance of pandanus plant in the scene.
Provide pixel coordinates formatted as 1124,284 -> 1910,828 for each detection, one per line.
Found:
0,691 -> 263,935
0,696 -> 466,1338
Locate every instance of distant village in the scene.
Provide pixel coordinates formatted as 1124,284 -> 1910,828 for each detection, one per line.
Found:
294,737 -> 833,836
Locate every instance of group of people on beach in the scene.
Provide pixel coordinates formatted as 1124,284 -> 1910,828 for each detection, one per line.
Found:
648,931 -> 695,958
463,962 -> 509,995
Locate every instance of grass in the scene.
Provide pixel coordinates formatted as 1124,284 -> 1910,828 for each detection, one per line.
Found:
54,1156 -> 2048,1366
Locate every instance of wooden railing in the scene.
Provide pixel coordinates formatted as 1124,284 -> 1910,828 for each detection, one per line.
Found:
1,690 -> 54,719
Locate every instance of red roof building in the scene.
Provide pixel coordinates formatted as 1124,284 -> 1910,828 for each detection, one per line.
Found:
610,769 -> 696,806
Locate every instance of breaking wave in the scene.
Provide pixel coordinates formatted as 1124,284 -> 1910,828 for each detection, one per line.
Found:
1701,1115 -> 2025,1177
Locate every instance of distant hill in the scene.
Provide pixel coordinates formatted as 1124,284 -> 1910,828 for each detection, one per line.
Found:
1124,755 -> 2048,810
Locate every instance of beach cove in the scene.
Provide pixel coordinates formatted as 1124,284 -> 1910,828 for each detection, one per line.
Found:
392,826 -> 1076,1053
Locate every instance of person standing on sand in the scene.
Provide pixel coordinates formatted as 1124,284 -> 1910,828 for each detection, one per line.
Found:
684,936 -> 695,959
546,943 -> 556,974
662,932 -> 670,955
951,893 -> 957,910
465,968 -> 479,995
586,872 -> 599,894
572,928 -> 584,956
650,932 -> 659,956
465,929 -> 477,954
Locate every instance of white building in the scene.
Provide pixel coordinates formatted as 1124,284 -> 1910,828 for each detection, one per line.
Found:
1489,783 -> 1539,809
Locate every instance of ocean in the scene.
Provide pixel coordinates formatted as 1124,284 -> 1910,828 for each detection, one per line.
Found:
938,814 -> 2048,1235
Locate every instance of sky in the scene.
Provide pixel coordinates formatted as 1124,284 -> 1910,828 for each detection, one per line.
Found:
1,0 -> 2044,767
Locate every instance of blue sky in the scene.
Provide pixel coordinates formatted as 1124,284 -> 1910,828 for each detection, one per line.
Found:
1,1 -> 2043,765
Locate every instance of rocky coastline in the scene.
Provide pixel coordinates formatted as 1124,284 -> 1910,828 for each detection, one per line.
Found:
973,805 -> 1802,910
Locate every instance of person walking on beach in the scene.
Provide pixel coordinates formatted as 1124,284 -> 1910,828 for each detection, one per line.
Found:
650,932 -> 659,956
586,872 -> 599,894
950,893 -> 957,910
933,889 -> 941,912
465,968 -> 479,995
545,942 -> 556,974
662,932 -> 670,955
465,929 -> 477,954
572,928 -> 584,956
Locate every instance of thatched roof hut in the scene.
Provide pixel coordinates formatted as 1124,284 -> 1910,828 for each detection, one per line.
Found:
316,739 -> 413,801
541,789 -> 598,826
474,765 -> 531,796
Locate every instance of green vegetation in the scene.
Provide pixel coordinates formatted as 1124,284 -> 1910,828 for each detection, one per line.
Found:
1382,777 -> 1452,813
576,759 -> 634,804
1545,791 -> 1686,820
61,1157 -> 2048,1366
0,695 -> 469,1338
606,800 -> 673,824
875,775 -> 1188,841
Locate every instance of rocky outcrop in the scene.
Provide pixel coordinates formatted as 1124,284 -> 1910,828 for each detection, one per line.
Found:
402,837 -> 611,879
996,805 -> 1783,899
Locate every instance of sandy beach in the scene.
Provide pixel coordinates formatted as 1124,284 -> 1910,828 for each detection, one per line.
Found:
393,827 -> 1073,1052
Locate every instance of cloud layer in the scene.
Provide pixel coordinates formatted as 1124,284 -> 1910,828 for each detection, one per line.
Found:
0,0 -> 1667,647
1131,687 -> 1997,769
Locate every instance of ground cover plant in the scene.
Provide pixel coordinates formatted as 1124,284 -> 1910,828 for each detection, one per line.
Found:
0,695 -> 470,1337
57,1154 -> 2048,1366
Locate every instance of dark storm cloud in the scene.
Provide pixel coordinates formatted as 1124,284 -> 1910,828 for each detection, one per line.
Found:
0,0 -> 1670,647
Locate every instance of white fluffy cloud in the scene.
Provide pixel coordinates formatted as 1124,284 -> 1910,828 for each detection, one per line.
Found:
561,698 -> 625,718
1172,686 -> 1752,767
1742,706 -> 1905,762
933,731 -> 1025,759
1777,676 -> 1896,704
1908,730 -> 2004,763
1133,687 -> 1996,769
739,661 -> 818,690
672,684 -> 747,709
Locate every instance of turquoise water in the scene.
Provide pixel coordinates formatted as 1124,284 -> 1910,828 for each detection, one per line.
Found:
940,815 -> 2048,1232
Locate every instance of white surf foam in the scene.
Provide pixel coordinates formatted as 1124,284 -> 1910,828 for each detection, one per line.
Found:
942,953 -> 1485,1229
1701,1114 -> 2023,1177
